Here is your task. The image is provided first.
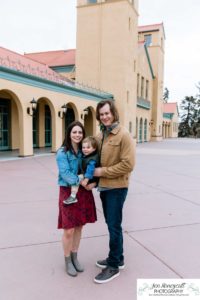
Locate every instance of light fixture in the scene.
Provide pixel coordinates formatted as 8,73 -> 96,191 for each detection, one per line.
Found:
81,107 -> 89,120
58,104 -> 67,119
27,98 -> 37,116
149,119 -> 154,126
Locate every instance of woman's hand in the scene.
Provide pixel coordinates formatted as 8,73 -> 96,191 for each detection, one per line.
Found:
94,167 -> 103,177
80,178 -> 89,187
84,182 -> 96,190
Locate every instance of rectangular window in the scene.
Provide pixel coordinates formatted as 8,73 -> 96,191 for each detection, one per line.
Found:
127,91 -> 129,103
144,34 -> 152,46
141,76 -> 144,98
129,121 -> 132,133
145,80 -> 149,99
129,17 -> 131,30
161,37 -> 163,49
134,60 -> 136,72
137,74 -> 140,96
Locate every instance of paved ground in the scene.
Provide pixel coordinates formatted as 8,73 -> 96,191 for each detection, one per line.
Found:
0,138 -> 200,300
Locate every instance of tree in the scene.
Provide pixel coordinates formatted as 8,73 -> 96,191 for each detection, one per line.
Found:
195,82 -> 200,123
179,84 -> 200,137
163,87 -> 169,103
178,96 -> 197,137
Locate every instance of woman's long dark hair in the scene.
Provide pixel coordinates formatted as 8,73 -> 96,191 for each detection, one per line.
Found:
62,121 -> 85,152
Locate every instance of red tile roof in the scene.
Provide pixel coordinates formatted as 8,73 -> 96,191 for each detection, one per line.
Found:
0,46 -> 72,84
163,103 -> 178,113
24,49 -> 75,67
138,23 -> 163,32
138,23 -> 165,39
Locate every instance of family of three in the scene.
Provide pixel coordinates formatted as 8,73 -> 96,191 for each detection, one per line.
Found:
56,100 -> 135,284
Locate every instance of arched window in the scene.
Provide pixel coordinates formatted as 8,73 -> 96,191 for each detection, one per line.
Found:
65,108 -> 75,134
45,105 -> 52,147
136,117 -> 138,141
139,118 -> 143,143
0,99 -> 10,150
144,119 -> 147,142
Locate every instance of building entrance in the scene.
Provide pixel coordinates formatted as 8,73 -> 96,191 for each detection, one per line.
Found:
0,99 -> 10,150
45,105 -> 52,147
65,108 -> 75,134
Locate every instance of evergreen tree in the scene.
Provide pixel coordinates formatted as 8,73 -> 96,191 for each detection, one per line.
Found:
195,82 -> 200,123
178,96 -> 196,137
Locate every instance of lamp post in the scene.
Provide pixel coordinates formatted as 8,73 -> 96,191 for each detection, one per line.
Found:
58,104 -> 67,119
27,98 -> 37,116
81,107 -> 89,120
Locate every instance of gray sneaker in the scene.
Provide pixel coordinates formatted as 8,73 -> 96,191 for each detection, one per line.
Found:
63,195 -> 77,205
96,259 -> 125,270
94,266 -> 120,284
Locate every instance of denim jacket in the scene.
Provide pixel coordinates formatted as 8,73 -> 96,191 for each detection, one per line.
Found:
56,147 -> 82,187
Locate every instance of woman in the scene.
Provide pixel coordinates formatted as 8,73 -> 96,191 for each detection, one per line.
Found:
56,121 -> 97,277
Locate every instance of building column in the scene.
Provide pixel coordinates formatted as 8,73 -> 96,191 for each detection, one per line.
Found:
19,109 -> 34,156
52,111 -> 63,152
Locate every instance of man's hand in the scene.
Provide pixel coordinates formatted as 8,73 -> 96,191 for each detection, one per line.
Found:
94,167 -> 103,177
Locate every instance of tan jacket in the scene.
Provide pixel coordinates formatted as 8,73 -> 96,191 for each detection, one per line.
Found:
97,125 -> 135,188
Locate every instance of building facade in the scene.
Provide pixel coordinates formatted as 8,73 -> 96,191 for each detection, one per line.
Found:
163,102 -> 179,138
0,0 -> 177,156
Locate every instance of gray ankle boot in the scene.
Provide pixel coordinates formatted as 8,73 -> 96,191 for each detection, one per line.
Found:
71,252 -> 84,272
65,256 -> 77,277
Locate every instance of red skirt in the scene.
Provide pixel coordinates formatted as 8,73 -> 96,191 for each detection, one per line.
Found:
58,186 -> 97,229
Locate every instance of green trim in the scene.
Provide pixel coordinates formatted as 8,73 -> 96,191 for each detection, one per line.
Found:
0,65 -> 113,101
51,65 -> 75,73
163,113 -> 173,119
88,0 -> 97,3
144,44 -> 155,79
137,97 -> 151,110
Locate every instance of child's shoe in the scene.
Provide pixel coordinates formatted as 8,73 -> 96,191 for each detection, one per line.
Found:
63,195 -> 77,205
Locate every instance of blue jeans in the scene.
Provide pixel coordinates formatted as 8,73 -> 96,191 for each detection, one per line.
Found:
100,188 -> 128,269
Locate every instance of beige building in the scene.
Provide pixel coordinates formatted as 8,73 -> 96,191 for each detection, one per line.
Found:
0,0 -> 178,157
163,103 -> 179,138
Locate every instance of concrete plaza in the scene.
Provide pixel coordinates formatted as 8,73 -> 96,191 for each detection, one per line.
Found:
0,138 -> 200,300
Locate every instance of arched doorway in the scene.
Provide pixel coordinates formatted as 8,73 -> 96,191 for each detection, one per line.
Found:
33,107 -> 39,148
144,119 -> 147,142
84,106 -> 95,136
0,90 -> 22,153
136,117 -> 138,142
139,118 -> 143,143
65,107 -> 75,134
45,105 -> 52,147
62,103 -> 78,139
0,99 -> 10,150
32,98 -> 55,152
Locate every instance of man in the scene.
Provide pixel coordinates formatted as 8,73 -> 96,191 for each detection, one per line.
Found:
94,99 -> 135,283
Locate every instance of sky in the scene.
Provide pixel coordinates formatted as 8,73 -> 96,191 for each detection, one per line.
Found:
0,0 -> 200,104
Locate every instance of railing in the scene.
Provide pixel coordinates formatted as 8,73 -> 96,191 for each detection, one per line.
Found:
137,97 -> 151,109
163,113 -> 173,119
